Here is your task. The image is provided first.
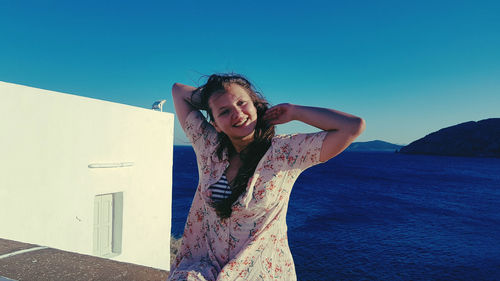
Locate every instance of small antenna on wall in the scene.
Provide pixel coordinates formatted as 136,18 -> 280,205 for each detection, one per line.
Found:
152,100 -> 166,112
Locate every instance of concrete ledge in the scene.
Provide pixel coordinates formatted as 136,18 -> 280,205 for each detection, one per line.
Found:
0,239 -> 169,281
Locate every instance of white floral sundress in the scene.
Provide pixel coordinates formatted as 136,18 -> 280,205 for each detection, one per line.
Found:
168,110 -> 327,281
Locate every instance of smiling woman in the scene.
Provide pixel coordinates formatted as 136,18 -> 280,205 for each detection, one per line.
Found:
169,73 -> 365,281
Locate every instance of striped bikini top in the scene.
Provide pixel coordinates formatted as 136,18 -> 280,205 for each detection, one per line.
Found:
208,173 -> 232,202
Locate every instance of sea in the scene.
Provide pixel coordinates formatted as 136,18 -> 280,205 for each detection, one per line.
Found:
171,146 -> 500,281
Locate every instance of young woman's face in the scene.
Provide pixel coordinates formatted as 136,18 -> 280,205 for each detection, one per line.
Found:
208,84 -> 258,143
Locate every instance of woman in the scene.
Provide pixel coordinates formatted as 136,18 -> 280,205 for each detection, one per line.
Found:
169,74 -> 365,281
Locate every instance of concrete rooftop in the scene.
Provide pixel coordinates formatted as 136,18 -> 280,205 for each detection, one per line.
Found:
0,238 -> 169,281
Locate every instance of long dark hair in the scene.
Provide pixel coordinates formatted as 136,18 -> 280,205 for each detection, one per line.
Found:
192,73 -> 275,219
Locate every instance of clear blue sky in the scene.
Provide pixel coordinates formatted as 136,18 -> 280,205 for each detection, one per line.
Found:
1,0 -> 499,145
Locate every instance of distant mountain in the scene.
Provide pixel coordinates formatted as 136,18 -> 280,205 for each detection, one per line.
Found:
399,118 -> 500,158
347,140 -> 403,152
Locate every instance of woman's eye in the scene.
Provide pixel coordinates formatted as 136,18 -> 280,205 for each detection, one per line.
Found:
238,101 -> 247,106
219,110 -> 229,116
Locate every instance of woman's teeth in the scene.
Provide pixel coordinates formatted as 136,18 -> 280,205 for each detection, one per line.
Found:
234,118 -> 248,127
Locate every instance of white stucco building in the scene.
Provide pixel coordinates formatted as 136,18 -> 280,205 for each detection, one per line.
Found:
0,81 -> 174,271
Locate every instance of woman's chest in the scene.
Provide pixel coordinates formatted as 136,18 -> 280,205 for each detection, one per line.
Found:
224,155 -> 243,185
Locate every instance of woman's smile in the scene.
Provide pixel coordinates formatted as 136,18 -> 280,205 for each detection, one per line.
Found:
233,117 -> 249,127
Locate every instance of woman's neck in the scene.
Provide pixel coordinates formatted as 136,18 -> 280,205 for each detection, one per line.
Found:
229,131 -> 255,153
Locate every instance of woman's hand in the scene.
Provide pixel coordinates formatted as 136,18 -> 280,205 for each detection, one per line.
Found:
263,103 -> 296,125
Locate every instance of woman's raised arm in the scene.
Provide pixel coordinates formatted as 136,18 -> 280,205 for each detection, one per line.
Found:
171,83 -> 200,130
264,103 -> 365,162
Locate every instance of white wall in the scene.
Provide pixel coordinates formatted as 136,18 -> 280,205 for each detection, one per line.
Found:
0,81 -> 173,271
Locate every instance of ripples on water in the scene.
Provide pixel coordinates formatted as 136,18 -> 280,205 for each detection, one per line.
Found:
172,147 -> 500,280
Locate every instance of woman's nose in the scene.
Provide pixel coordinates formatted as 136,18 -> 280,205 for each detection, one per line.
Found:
232,107 -> 244,119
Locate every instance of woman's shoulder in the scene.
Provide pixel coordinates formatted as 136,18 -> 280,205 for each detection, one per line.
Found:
269,131 -> 327,170
184,110 -> 219,154
271,131 -> 327,154
270,133 -> 300,153
271,134 -> 288,146
272,131 -> 327,143
271,133 -> 307,145
272,133 -> 296,142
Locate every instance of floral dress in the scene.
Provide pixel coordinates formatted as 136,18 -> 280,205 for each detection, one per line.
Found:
168,110 -> 327,281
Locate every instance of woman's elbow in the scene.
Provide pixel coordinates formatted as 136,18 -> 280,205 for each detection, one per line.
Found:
351,117 -> 366,136
172,83 -> 181,97
172,83 -> 189,101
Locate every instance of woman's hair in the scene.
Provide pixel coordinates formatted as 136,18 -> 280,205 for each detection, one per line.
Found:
192,73 -> 275,219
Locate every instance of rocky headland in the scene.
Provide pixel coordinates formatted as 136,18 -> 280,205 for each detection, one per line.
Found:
399,118 -> 500,158
347,140 -> 403,152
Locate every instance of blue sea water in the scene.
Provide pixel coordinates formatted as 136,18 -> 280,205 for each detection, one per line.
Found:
171,146 -> 500,280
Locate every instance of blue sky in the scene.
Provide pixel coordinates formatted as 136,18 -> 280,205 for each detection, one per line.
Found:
1,0 -> 499,145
